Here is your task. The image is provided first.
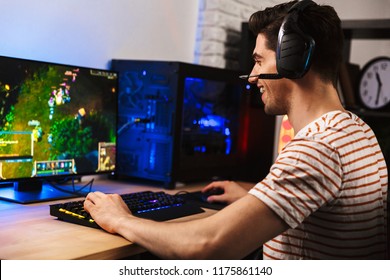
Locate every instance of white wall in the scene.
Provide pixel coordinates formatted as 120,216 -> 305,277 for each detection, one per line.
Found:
0,0 -> 389,70
0,0 -> 199,69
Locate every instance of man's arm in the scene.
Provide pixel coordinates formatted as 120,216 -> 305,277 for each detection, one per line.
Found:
84,191 -> 288,259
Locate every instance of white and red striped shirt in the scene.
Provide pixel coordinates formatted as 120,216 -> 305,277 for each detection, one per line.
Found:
249,110 -> 388,259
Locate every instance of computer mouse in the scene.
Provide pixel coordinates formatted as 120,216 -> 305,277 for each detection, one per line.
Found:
201,187 -> 224,202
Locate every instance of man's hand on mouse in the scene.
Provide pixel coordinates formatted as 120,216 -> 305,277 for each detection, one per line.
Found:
201,181 -> 250,205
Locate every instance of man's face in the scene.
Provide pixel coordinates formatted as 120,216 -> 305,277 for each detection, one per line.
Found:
248,33 -> 292,115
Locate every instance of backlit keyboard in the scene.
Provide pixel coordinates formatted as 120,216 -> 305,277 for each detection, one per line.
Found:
50,191 -> 204,229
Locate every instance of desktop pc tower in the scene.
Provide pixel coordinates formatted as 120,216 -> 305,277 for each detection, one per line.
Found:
111,60 -> 275,188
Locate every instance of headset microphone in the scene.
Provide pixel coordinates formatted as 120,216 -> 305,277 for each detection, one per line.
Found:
239,73 -> 282,80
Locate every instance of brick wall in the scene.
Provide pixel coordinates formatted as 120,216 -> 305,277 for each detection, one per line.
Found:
194,0 -> 279,70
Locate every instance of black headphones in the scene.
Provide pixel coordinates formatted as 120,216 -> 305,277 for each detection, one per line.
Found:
276,0 -> 316,79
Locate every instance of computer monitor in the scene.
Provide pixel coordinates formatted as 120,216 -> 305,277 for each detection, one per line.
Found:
0,55 -> 118,203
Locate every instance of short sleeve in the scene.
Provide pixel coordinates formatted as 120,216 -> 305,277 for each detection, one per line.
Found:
249,138 -> 343,228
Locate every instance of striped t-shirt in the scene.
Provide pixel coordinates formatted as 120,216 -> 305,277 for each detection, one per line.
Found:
249,110 -> 388,259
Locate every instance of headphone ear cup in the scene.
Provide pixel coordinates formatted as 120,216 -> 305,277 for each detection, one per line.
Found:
276,29 -> 315,79
276,0 -> 316,79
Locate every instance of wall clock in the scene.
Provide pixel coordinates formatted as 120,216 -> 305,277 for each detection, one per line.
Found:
358,56 -> 390,111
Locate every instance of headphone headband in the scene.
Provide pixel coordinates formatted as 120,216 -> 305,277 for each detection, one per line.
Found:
288,0 -> 315,13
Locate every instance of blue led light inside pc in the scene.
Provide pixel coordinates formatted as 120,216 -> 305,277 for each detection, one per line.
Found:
183,77 -> 233,156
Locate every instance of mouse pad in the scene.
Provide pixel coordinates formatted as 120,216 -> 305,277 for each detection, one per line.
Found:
180,191 -> 226,211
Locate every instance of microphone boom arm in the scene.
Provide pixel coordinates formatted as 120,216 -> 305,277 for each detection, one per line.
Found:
239,73 -> 282,80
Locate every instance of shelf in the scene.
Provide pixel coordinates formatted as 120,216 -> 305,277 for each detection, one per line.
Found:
342,19 -> 390,61
342,19 -> 390,39
347,107 -> 390,118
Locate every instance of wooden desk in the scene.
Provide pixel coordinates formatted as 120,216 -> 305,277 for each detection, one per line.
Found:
0,177 -> 215,260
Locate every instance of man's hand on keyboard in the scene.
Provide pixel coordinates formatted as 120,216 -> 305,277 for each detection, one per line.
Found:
84,191 -> 133,233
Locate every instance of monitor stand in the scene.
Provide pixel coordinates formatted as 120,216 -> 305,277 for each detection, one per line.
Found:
0,180 -> 81,204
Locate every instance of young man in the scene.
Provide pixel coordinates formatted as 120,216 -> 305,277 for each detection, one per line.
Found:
84,0 -> 388,259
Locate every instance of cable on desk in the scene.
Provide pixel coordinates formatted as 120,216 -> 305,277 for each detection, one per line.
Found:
44,176 -> 94,197
174,190 -> 191,196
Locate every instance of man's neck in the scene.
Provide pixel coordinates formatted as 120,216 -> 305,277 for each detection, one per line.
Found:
287,77 -> 345,133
